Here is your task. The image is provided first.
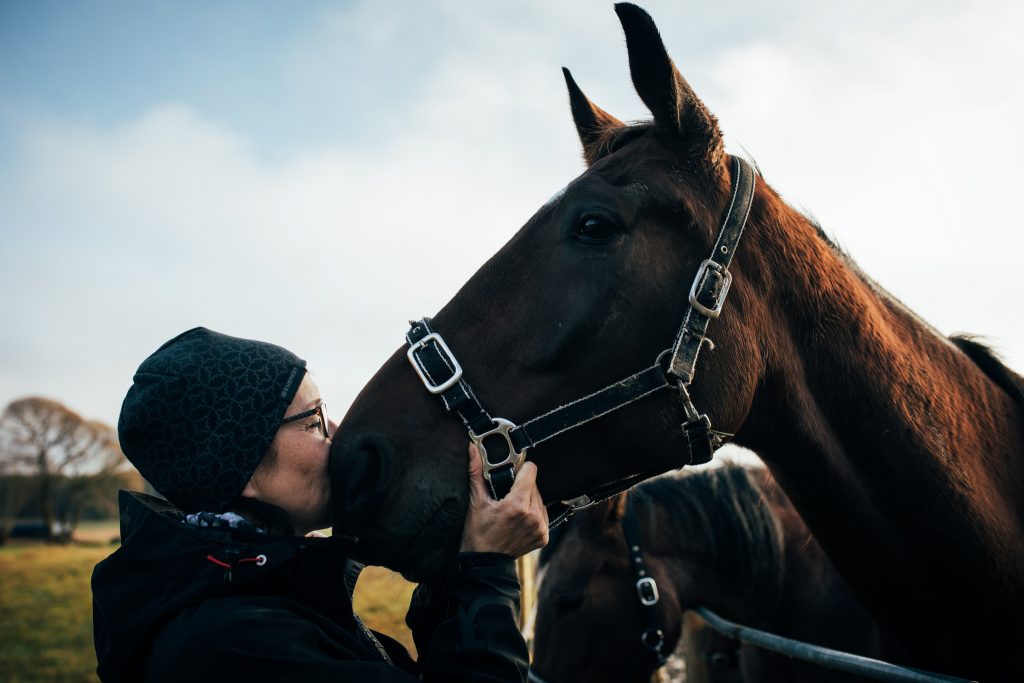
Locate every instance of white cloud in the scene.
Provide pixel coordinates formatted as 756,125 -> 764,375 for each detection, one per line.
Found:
1,0 -> 1022,425
706,0 -> 1024,363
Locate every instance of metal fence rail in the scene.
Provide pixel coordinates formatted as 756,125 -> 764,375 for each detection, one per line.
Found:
694,607 -> 975,683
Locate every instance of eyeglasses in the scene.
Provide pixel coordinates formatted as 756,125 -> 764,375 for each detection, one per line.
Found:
281,402 -> 330,439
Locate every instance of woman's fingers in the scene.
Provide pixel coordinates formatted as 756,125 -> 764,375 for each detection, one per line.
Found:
507,461 -> 543,512
531,484 -> 548,525
461,446 -> 548,555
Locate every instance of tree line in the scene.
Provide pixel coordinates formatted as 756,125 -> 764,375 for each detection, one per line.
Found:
0,396 -> 143,543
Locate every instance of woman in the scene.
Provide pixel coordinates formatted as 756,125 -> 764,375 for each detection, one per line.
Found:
92,327 -> 547,682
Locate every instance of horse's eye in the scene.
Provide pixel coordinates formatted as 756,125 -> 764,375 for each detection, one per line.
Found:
575,215 -> 618,244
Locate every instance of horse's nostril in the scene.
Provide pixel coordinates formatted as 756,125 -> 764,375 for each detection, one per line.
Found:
330,436 -> 387,531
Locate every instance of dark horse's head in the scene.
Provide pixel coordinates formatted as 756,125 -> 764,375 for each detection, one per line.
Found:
532,466 -> 784,683
532,494 -> 682,683
333,4 -> 770,578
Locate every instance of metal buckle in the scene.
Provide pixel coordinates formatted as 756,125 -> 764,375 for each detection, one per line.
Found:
641,627 -> 665,651
406,332 -> 463,394
688,259 -> 732,319
636,576 -> 660,606
469,418 -> 527,482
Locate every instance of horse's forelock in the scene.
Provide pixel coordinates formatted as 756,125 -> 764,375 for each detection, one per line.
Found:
631,465 -> 786,603
588,123 -> 652,164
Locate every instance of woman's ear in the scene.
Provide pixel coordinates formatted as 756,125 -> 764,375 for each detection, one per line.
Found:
242,445 -> 276,500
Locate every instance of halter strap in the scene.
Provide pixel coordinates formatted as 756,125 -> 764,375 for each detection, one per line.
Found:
622,496 -> 669,668
407,321 -> 519,499
665,155 -> 758,464
405,156 -> 756,507
669,155 -> 757,382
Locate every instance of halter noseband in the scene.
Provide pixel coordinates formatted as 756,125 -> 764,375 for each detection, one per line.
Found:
406,156 -> 756,518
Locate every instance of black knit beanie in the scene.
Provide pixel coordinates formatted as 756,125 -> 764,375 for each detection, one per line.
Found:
118,327 -> 307,512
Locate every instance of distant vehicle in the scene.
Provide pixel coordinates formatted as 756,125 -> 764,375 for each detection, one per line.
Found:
9,520 -> 72,541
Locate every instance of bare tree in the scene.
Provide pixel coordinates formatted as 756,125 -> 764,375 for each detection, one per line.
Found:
55,419 -> 128,531
0,397 -> 125,541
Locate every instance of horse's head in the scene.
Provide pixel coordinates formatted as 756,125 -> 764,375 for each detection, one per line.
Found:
532,495 -> 681,683
534,467 -> 783,682
332,3 -> 769,578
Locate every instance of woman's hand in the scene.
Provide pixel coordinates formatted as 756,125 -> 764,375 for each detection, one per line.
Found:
459,443 -> 549,556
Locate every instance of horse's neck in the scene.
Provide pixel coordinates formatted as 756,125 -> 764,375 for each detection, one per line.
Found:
738,205 -> 1024,667
661,491 -> 882,657
746,212 -> 1024,544
766,483 -> 883,655
661,541 -> 782,634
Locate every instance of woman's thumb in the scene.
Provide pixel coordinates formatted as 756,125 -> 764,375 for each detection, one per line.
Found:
467,443 -> 490,503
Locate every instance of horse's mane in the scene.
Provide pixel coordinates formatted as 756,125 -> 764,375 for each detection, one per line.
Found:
631,464 -> 785,604
950,335 -> 1024,409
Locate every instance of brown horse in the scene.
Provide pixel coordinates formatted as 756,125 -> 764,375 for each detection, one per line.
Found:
332,4 -> 1024,679
531,464 -> 881,683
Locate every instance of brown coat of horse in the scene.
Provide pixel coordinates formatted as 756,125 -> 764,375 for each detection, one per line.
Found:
532,464 -> 881,683
332,4 -> 1024,679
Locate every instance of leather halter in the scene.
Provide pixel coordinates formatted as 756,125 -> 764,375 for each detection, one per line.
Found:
406,156 -> 756,520
622,496 -> 669,669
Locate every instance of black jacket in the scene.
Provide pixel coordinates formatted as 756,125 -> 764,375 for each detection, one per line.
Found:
92,491 -> 530,682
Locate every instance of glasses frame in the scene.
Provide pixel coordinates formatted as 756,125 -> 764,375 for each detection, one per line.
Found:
280,402 -> 330,439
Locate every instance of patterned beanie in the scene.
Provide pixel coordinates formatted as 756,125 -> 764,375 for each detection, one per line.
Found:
118,327 -> 307,512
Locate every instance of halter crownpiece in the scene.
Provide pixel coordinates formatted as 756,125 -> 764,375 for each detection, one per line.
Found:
406,155 -> 756,514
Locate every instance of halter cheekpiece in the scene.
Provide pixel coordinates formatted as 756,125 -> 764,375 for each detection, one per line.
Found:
406,155 -> 756,522
622,496 -> 669,669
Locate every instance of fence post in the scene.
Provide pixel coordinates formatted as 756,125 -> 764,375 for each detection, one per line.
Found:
517,551 -> 538,649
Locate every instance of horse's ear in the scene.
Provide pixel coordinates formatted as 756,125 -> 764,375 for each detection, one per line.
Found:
602,492 -> 629,524
563,67 -> 625,166
614,3 -> 724,166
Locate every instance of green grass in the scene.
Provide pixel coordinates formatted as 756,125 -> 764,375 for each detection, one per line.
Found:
70,521 -> 120,546
0,538 -> 418,682
0,543 -> 112,683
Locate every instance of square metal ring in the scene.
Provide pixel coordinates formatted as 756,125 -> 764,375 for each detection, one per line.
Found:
469,417 -> 526,482
688,258 -> 732,319
407,332 -> 463,394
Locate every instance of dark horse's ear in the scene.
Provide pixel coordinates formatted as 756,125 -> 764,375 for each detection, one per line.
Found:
614,3 -> 724,167
601,492 -> 630,525
563,67 -> 625,166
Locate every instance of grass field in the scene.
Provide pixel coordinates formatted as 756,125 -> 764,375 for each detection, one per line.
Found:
0,543 -> 109,683
0,524 -> 417,682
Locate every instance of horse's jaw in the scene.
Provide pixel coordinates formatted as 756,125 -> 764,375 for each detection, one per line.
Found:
340,489 -> 462,580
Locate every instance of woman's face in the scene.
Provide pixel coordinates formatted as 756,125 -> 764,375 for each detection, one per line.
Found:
242,373 -> 334,535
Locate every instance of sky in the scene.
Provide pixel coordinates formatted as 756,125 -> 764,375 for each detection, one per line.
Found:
1,0 -> 1022,429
